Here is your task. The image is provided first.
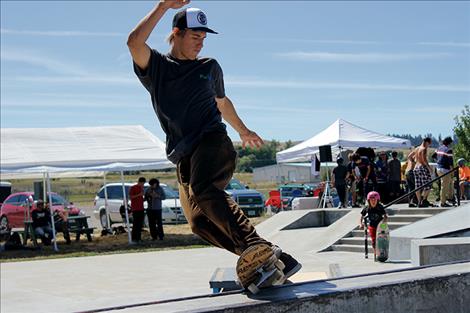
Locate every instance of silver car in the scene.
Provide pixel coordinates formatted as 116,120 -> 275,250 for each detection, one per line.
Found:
93,182 -> 186,228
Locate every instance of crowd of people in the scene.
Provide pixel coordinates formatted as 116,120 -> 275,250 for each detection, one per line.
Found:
332,136 -> 468,209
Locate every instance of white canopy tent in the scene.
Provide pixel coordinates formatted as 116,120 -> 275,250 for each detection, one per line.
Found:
1,125 -> 174,248
276,119 -> 412,163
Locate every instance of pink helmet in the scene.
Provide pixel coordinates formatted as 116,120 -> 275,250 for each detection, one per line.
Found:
367,191 -> 380,201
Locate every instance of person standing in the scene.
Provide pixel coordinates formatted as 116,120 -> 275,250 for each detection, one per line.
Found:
145,178 -> 166,240
457,158 -> 470,200
414,138 -> 433,207
128,1 -> 300,278
375,152 -> 389,203
347,153 -> 358,207
405,149 -> 418,207
436,137 -> 454,207
331,157 -> 348,208
388,151 -> 402,202
129,177 -> 146,243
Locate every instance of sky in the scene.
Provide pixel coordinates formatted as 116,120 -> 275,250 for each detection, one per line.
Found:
1,1 -> 469,143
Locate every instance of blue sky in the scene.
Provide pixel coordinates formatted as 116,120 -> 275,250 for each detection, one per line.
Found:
1,1 -> 469,142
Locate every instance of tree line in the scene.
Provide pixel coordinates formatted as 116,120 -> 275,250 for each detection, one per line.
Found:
234,105 -> 470,173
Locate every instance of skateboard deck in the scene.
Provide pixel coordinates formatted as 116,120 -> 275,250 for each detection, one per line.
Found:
236,244 -> 285,294
376,221 -> 390,262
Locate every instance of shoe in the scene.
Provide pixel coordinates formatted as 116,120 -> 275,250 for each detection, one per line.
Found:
422,199 -> 432,207
279,252 -> 302,279
440,203 -> 452,207
408,202 -> 417,208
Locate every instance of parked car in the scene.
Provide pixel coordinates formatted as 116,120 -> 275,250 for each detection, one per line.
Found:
0,191 -> 82,231
0,181 -> 12,207
225,179 -> 265,217
278,183 -> 318,210
93,183 -> 186,228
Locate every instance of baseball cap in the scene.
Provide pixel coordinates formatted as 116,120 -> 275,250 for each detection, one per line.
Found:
172,8 -> 218,34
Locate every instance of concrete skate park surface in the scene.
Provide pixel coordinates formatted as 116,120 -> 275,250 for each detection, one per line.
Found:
2,205 -> 469,313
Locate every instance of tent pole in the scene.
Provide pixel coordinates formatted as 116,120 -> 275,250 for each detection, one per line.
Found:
42,173 -> 47,202
120,170 -> 132,244
46,172 -> 59,252
103,173 -> 111,232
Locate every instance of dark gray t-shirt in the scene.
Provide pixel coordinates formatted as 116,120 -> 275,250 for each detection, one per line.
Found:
388,159 -> 402,182
134,49 -> 227,164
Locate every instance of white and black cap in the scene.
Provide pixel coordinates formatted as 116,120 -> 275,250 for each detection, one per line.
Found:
172,8 -> 218,34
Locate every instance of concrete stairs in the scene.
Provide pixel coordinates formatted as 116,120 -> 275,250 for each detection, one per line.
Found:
330,205 -> 449,254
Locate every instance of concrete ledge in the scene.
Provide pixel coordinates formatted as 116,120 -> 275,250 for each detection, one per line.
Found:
97,262 -> 470,313
411,238 -> 470,266
390,204 -> 470,260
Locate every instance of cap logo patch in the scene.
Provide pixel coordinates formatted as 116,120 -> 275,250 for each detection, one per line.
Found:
197,12 -> 207,25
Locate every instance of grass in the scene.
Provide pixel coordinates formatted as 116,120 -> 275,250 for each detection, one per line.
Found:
0,215 -> 270,263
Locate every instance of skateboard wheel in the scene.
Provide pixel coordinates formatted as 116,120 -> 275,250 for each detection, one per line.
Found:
248,283 -> 260,294
275,260 -> 285,270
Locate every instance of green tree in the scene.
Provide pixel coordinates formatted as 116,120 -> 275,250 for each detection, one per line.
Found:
453,105 -> 470,161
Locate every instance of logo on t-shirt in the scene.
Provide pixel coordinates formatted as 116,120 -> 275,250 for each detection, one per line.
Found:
199,73 -> 212,81
197,12 -> 207,25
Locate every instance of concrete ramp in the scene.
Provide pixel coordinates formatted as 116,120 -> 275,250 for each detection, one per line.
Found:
390,203 -> 470,260
84,262 -> 470,313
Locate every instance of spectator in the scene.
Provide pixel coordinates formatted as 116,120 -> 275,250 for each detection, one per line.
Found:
53,209 -> 71,245
388,151 -> 402,201
32,200 -> 53,245
331,157 -> 348,208
145,178 -> 166,240
129,177 -> 146,243
414,138 -> 433,207
375,152 -> 389,203
458,159 -> 470,200
359,191 -> 388,257
347,153 -> 358,207
352,153 -> 375,204
436,137 -> 454,207
405,149 -> 418,207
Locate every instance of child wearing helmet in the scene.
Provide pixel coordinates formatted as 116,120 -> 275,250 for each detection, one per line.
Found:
359,191 -> 388,255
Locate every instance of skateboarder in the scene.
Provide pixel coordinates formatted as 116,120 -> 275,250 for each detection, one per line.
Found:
127,0 -> 301,285
359,191 -> 388,256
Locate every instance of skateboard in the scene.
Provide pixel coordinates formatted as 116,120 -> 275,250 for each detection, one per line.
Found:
236,243 -> 285,294
375,220 -> 390,262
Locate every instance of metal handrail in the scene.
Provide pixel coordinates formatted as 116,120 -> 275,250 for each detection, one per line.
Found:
383,166 -> 460,209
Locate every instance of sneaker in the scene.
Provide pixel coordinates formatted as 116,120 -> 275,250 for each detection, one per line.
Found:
422,199 -> 432,207
440,203 -> 452,207
408,202 -> 417,208
279,252 -> 302,279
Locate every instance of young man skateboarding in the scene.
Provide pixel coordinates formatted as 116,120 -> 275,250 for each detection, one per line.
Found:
127,0 -> 301,286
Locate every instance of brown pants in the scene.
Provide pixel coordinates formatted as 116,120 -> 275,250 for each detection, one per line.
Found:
176,132 -> 269,256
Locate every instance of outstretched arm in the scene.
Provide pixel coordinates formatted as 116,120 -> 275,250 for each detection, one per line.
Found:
127,0 -> 190,70
216,96 -> 264,149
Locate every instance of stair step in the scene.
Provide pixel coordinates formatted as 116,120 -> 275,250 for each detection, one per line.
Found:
386,207 -> 449,215
387,222 -> 410,230
331,244 -> 374,254
339,237 -> 371,245
351,230 -> 366,237
387,214 -> 433,223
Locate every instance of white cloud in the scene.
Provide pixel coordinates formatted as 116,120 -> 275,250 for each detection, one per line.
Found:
226,77 -> 470,92
418,42 -> 470,48
274,51 -> 452,62
0,28 -> 125,37
1,49 -> 88,76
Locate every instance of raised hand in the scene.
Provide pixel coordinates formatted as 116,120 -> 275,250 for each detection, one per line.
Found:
160,0 -> 190,10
